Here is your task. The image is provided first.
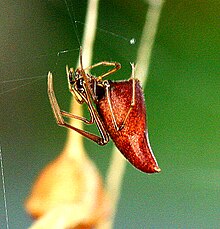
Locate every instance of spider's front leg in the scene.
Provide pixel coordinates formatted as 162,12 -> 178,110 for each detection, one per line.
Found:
47,72 -> 65,126
47,72 -> 109,145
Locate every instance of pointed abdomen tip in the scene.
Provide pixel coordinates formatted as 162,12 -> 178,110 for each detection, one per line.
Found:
154,166 -> 161,173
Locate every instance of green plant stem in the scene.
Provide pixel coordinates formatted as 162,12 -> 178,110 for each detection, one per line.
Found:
104,1 -> 164,228
136,0 -> 164,85
63,0 -> 100,159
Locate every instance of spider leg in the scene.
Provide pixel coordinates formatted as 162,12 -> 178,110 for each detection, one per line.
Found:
104,63 -> 136,131
47,72 -> 109,145
84,61 -> 121,81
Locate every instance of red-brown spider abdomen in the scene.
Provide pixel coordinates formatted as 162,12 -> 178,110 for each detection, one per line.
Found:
96,79 -> 161,173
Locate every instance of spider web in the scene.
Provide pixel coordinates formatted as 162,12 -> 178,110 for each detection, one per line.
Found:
0,1 -> 138,228
0,148 -> 9,229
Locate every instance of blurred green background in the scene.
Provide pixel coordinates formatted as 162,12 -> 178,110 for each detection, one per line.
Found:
0,0 -> 219,228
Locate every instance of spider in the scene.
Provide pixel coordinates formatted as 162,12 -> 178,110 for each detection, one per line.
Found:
47,47 -> 160,173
